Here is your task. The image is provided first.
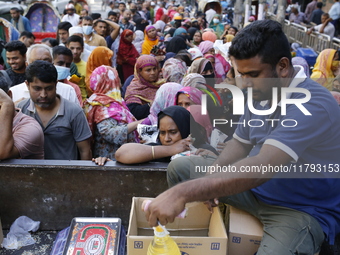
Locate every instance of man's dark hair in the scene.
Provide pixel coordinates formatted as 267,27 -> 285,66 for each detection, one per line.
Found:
20,31 -> 35,39
229,20 -> 291,68
108,11 -> 117,17
5,40 -> 27,56
94,19 -> 107,27
91,13 -> 101,20
83,15 -> 93,22
0,77 -> 10,93
57,21 -> 72,31
26,60 -> 57,83
10,7 -> 20,13
317,2 -> 323,8
66,35 -> 84,48
41,37 -> 59,47
52,46 -> 73,59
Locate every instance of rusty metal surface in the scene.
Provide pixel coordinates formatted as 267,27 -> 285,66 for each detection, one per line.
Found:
0,160 -> 168,231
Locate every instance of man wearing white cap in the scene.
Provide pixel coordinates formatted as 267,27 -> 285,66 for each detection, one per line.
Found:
68,26 -> 91,62
61,3 -> 80,27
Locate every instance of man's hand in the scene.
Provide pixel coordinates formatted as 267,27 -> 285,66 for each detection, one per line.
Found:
144,188 -> 186,226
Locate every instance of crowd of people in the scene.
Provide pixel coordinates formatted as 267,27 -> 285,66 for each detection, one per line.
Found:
0,1 -> 340,254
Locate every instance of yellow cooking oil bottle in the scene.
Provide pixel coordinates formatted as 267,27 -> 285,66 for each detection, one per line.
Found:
147,224 -> 181,255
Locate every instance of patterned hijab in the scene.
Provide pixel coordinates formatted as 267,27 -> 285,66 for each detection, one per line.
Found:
181,73 -> 207,89
125,55 -> 165,105
311,49 -> 337,90
162,58 -> 188,84
147,82 -> 183,125
175,86 -> 203,105
85,65 -> 139,141
188,58 -> 211,74
86,47 -> 113,95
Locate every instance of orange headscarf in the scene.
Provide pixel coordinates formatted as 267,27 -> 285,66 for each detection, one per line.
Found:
86,46 -> 113,96
141,25 -> 159,55
311,49 -> 337,90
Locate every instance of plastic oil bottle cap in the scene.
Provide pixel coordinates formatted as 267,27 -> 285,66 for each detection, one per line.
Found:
154,225 -> 169,238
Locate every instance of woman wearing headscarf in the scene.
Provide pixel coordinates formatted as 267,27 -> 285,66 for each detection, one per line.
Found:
142,25 -> 159,55
154,20 -> 166,32
202,31 -> 217,42
173,27 -> 188,37
181,73 -> 207,89
188,58 -> 216,87
188,27 -> 198,41
86,46 -> 113,96
311,49 -> 339,90
165,36 -> 188,54
292,56 -> 310,77
198,40 -> 215,55
84,65 -> 140,159
117,29 -> 140,83
209,14 -> 224,38
135,17 -> 149,32
115,105 -> 192,164
162,58 -> 188,83
142,82 -> 183,125
125,55 -> 165,120
175,86 -> 203,108
133,30 -> 145,54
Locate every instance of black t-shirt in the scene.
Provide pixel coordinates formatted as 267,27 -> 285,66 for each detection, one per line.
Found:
7,68 -> 26,87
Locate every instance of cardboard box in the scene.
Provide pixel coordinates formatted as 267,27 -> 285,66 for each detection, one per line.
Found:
127,197 -> 228,255
228,206 -> 263,255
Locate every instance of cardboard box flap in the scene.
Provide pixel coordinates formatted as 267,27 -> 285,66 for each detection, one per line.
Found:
229,206 -> 263,236
209,206 -> 228,238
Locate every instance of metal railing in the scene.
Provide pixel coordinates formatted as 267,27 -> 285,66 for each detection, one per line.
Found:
265,12 -> 339,53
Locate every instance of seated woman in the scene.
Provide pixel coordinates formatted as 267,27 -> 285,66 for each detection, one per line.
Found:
142,25 -> 159,55
198,40 -> 215,55
142,82 -> 183,125
115,105 -> 192,164
162,58 -> 188,84
181,73 -> 207,89
124,55 -> 165,120
84,65 -> 141,159
311,49 -> 340,90
188,58 -> 216,87
86,46 -> 113,96
175,87 -> 203,108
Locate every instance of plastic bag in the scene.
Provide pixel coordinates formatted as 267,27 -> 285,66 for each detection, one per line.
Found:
2,216 -> 40,249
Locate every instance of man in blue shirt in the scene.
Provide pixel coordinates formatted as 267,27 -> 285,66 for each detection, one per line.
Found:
10,7 -> 31,33
144,20 -> 340,254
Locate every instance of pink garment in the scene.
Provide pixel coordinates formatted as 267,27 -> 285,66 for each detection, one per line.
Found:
175,86 -> 203,105
215,54 -> 231,80
13,110 -> 44,159
63,79 -> 82,106
187,105 -> 213,140
162,58 -> 188,83
198,40 -> 214,54
142,82 -> 183,125
331,91 -> 340,105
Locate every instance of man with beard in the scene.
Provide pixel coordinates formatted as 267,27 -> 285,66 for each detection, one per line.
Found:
17,60 -> 92,160
4,40 -> 27,86
119,10 -> 135,31
145,20 -> 340,254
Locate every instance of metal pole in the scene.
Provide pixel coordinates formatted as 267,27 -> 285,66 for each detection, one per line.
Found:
276,0 -> 286,24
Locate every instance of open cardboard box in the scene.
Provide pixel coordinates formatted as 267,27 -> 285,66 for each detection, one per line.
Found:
127,197 -> 228,255
228,206 -> 263,255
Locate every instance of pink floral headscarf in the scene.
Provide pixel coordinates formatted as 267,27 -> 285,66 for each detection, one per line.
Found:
162,58 -> 188,84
